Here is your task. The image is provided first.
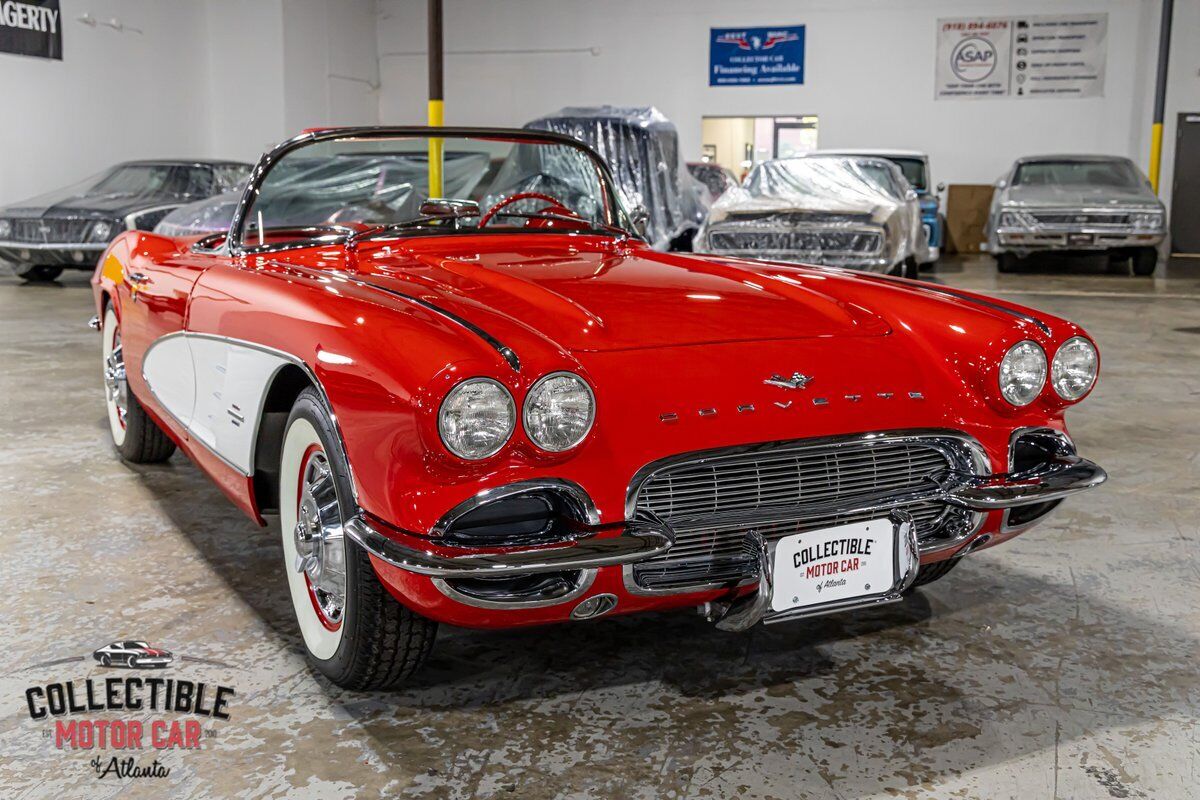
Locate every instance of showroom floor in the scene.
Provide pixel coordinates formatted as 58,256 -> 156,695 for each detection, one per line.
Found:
1,255 -> 1197,800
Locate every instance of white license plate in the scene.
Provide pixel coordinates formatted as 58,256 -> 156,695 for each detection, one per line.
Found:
770,518 -> 898,614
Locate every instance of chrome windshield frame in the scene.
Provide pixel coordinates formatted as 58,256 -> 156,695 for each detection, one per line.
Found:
227,126 -> 636,256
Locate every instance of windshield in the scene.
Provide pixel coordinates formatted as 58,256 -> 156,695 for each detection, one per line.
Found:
887,157 -> 927,192
238,133 -> 628,250
91,164 -> 219,197
743,158 -> 893,205
1013,159 -> 1142,189
857,162 -> 903,200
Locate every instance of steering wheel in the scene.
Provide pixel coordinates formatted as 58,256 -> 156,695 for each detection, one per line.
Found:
478,192 -> 581,228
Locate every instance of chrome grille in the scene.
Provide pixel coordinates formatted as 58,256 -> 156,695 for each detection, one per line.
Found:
708,229 -> 883,255
1028,211 -> 1131,226
629,436 -> 975,592
6,217 -> 103,244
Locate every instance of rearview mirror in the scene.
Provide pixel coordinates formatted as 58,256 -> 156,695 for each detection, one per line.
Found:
630,206 -> 649,239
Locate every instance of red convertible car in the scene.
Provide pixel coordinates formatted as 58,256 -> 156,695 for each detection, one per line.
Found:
91,127 -> 1106,690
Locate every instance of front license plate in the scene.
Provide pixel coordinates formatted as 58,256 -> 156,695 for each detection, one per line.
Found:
1068,232 -> 1094,246
770,518 -> 897,614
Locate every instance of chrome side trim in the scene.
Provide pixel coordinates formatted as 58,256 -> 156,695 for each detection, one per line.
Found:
0,241 -> 108,251
140,331 -> 359,501
432,570 -> 597,610
432,478 -> 602,536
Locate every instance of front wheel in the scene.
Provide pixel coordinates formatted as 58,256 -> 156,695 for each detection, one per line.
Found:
16,265 -> 63,282
996,252 -> 1020,273
1131,246 -> 1158,277
280,388 -> 436,690
102,306 -> 176,463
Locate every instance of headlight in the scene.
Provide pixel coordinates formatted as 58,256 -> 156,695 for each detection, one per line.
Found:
1130,211 -> 1163,230
438,378 -> 515,459
91,220 -> 113,241
999,211 -> 1024,227
1051,336 -> 1098,400
523,372 -> 595,452
0,219 -> 10,238
999,340 -> 1047,406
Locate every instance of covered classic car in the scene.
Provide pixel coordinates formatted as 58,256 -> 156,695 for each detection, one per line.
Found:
0,159 -> 249,281
687,161 -> 740,200
696,155 -> 929,277
92,127 -> 1106,690
817,149 -> 944,264
985,154 -> 1166,276
525,106 -> 709,251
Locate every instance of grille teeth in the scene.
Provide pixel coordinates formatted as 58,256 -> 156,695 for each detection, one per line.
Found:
631,439 -> 971,592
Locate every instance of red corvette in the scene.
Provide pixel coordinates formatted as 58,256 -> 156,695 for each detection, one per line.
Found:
91,127 -> 1106,690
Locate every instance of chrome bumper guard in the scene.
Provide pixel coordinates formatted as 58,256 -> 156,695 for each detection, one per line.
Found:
706,456 -> 1105,631
944,455 -> 1106,510
344,516 -> 674,578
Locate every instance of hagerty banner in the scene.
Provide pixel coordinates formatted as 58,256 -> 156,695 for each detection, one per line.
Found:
0,0 -> 62,60
936,13 -> 1107,100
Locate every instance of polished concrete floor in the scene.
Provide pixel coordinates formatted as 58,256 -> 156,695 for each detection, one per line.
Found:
1,254 -> 1197,799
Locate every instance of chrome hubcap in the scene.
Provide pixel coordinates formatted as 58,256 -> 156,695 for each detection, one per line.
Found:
293,451 -> 346,624
104,331 -> 128,428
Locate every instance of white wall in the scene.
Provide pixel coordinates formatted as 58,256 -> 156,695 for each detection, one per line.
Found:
0,0 -> 210,206
0,0 -> 380,207
376,0 -> 1174,192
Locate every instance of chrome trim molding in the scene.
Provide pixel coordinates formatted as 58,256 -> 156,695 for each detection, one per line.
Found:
344,516 -> 674,578
140,331 -> 360,501
432,570 -> 598,610
0,241 -> 108,251
432,478 -> 602,537
944,457 -> 1106,509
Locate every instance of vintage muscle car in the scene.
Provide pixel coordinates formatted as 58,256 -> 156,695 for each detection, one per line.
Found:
1,159 -> 250,282
91,127 -> 1106,690
985,155 -> 1166,276
93,640 -> 174,669
696,155 -> 929,277
815,149 -> 944,265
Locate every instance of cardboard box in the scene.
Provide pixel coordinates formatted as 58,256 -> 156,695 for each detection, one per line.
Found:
944,184 -> 995,254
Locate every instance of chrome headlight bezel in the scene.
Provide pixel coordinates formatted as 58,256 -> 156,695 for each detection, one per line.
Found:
90,220 -> 114,242
1050,336 -> 1098,401
437,377 -> 516,460
0,218 -> 10,239
999,210 -> 1025,228
999,340 -> 1047,407
1129,210 -> 1164,231
522,371 -> 596,453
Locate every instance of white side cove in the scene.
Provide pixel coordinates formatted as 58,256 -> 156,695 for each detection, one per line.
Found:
142,333 -> 297,475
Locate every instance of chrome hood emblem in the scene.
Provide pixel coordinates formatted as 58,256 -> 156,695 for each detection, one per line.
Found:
764,372 -> 813,390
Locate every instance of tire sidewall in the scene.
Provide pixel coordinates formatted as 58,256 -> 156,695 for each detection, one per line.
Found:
281,389 -> 371,680
102,306 -> 127,448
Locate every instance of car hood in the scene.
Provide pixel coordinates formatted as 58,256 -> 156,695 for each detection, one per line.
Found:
1003,184 -> 1159,208
348,236 -> 893,353
3,190 -> 192,219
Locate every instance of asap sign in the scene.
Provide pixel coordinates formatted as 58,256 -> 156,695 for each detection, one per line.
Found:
950,37 -> 998,82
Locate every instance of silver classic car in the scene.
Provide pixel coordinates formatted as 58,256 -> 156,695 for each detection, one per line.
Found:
695,155 -> 928,278
985,155 -> 1166,276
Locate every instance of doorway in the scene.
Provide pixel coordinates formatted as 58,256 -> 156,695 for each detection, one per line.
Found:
1171,113 -> 1200,254
700,115 -> 819,179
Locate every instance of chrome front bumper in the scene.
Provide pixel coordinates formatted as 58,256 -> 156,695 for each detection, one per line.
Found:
345,517 -> 674,577
0,241 -> 108,267
347,453 -> 1103,580
994,227 -> 1163,253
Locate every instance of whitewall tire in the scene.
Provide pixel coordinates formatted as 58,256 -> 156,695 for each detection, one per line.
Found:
102,305 -> 175,463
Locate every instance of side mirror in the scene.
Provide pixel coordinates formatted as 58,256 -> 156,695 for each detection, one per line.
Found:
906,189 -> 918,201
630,206 -> 649,239
936,182 -> 946,193
995,179 -> 1008,190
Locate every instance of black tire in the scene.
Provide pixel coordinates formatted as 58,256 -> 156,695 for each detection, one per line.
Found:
909,557 -> 960,589
16,265 -> 63,282
103,307 -> 176,464
283,388 -> 437,690
996,252 -> 1019,273
902,257 -> 919,279
1131,246 -> 1158,277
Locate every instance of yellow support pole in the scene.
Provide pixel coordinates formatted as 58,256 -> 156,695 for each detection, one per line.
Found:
428,99 -> 444,198
1149,122 -> 1164,194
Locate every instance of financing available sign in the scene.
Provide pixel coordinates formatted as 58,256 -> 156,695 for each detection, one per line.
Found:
936,13 -> 1107,100
710,25 -> 805,86
0,0 -> 61,60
